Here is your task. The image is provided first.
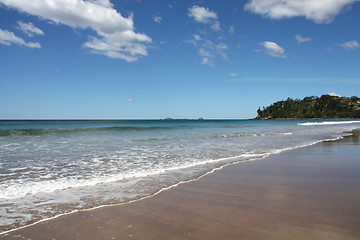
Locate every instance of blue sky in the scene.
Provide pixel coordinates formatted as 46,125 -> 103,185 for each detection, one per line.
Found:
0,0 -> 359,119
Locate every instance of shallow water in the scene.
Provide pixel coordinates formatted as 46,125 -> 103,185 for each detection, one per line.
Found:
1,119 -> 360,233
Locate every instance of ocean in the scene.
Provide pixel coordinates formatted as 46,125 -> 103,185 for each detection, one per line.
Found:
1,119 -> 360,233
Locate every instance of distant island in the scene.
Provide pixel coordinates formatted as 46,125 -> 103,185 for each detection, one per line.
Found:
256,95 -> 360,119
161,118 -> 205,121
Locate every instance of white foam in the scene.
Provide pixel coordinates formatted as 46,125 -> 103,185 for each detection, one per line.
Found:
0,132 -> 339,200
299,121 -> 360,126
0,134 -> 344,236
1,119 -> 356,234
217,132 -> 293,138
2,143 -> 21,147
9,167 -> 28,172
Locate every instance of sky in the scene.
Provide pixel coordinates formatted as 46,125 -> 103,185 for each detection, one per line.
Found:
0,0 -> 359,119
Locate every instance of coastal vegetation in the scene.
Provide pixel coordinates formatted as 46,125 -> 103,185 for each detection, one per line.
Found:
256,95 -> 360,119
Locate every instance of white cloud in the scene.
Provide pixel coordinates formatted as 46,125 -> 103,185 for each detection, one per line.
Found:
17,21 -> 44,37
187,34 -> 228,67
230,73 -> 237,77
229,25 -> 234,34
295,34 -> 311,44
216,42 -> 228,60
188,5 -> 220,31
327,92 -> 341,97
0,28 -> 41,48
245,0 -> 359,24
88,0 -> 113,8
260,41 -> 285,58
153,16 -> 162,24
211,21 -> 220,31
198,48 -> 211,57
188,5 -> 217,23
0,0 -> 151,61
201,57 -> 214,67
193,34 -> 201,41
339,40 -> 360,50
125,98 -> 134,102
187,6 -> 228,66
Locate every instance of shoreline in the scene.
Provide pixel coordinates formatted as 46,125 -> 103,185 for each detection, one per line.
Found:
0,131 -> 349,235
1,131 -> 360,239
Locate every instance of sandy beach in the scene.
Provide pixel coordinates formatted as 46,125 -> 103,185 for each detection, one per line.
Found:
1,133 -> 360,240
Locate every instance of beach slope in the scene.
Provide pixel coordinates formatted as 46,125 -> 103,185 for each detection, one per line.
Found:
1,134 -> 360,240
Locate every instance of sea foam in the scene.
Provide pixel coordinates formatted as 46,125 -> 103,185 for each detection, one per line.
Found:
299,120 -> 360,126
0,119 -> 357,233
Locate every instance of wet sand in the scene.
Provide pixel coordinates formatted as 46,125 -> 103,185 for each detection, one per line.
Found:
1,135 -> 360,240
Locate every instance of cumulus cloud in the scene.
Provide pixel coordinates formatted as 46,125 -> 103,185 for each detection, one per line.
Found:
188,5 -> 220,31
125,98 -> 134,102
245,0 -> 359,24
188,5 -> 217,23
88,0 -> 113,8
339,40 -> 360,50
295,34 -> 311,44
0,0 -> 151,61
260,41 -> 285,58
17,21 -> 44,37
153,16 -> 162,24
0,28 -> 41,48
186,34 -> 228,67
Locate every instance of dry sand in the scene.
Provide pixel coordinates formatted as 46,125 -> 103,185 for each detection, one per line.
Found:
1,135 -> 360,240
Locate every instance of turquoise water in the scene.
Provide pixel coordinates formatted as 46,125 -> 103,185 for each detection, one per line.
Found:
1,119 -> 360,233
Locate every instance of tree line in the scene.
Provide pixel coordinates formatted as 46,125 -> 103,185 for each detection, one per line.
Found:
256,95 -> 360,119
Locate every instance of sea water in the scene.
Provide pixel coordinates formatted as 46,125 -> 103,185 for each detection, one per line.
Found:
1,119 -> 360,233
